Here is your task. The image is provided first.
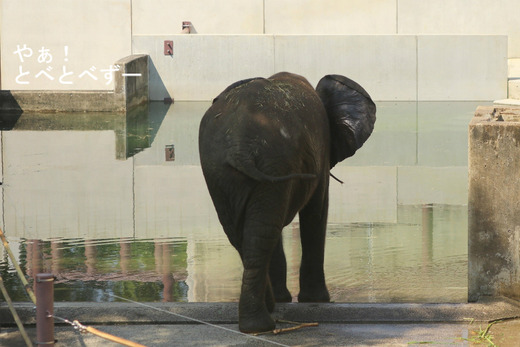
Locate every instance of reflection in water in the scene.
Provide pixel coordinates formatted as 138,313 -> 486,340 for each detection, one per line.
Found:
6,238 -> 188,302
0,101 -> 489,303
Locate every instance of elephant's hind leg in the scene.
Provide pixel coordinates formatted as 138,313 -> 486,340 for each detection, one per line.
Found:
298,186 -> 331,303
269,237 -> 292,302
238,219 -> 280,333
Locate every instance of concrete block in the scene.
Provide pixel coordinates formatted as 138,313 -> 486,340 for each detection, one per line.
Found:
132,35 -> 275,101
132,0 -> 264,35
509,80 -> 520,100
397,166 -> 468,206
468,105 -> 520,301
264,0 -> 397,34
417,36 -> 508,101
1,0 -> 132,90
274,35 -> 417,101
0,54 -> 149,113
494,99 -> 520,107
398,0 -> 520,57
508,59 -> 520,78
115,54 -> 150,110
508,59 -> 520,99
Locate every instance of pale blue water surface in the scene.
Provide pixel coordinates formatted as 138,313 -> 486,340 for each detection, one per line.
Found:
0,101 -> 490,303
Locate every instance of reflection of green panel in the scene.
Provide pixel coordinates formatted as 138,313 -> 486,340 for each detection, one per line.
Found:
328,166 -> 397,224
11,112 -> 126,131
123,104 -> 152,159
397,166 -> 468,205
134,102 -> 209,166
2,105 -> 163,161
348,101 -> 493,167
417,101 -> 492,166
341,102 -> 417,166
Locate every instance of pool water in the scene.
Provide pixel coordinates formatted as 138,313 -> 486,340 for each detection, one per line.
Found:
0,101 -> 489,303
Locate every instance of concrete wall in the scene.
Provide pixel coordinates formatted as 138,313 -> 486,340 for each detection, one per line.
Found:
132,0 -> 264,35
134,35 -> 507,102
1,0 -> 132,90
131,0 -> 520,58
397,0 -> 520,58
0,0 -> 516,100
131,0 -> 520,59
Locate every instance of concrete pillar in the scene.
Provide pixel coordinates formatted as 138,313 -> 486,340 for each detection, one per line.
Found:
468,106 -> 520,301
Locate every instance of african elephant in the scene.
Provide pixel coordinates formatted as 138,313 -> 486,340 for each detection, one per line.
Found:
198,72 -> 376,333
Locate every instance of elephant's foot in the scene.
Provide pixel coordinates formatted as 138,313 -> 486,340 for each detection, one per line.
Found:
298,285 -> 330,303
239,309 -> 275,333
273,286 -> 292,303
265,283 -> 276,313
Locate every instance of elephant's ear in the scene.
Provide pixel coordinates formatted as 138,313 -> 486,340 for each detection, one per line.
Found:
316,75 -> 376,169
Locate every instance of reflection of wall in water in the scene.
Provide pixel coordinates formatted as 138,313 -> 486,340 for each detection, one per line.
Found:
0,101 -> 475,303
133,102 -> 219,240
325,204 -> 467,303
3,130 -> 134,239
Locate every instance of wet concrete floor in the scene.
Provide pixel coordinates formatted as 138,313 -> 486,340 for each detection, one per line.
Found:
2,298 -> 520,346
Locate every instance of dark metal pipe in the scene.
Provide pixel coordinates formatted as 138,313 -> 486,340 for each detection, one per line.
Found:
35,273 -> 55,346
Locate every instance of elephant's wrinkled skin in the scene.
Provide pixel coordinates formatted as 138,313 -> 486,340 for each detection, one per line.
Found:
198,72 -> 376,333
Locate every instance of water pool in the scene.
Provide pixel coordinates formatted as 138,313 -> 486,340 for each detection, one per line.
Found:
0,101 -> 490,303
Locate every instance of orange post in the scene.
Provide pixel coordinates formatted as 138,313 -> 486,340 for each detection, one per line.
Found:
35,273 -> 55,346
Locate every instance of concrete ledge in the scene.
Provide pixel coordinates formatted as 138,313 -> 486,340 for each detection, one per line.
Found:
0,54 -> 149,113
2,298 -> 520,326
495,98 -> 520,106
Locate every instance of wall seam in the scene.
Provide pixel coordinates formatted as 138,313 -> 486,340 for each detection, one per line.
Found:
132,156 -> 136,238
263,0 -> 266,34
1,131 -> 4,231
415,35 -> 419,165
130,0 -> 134,54
416,35 -> 419,102
272,34 -> 276,75
396,0 -> 399,34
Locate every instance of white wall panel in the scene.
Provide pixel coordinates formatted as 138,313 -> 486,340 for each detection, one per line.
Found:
418,36 -> 507,100
1,0 -> 132,90
265,0 -> 397,35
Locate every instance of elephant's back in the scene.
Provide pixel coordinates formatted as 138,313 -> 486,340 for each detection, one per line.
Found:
200,73 -> 330,179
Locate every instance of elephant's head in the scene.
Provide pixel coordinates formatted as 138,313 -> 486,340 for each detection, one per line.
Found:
316,75 -> 376,169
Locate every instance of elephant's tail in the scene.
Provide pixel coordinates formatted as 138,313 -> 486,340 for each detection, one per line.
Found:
227,156 -> 316,183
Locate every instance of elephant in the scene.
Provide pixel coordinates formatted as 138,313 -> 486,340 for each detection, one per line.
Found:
198,72 -> 376,333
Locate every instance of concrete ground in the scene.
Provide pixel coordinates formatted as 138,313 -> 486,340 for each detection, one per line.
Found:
2,298 -> 520,346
